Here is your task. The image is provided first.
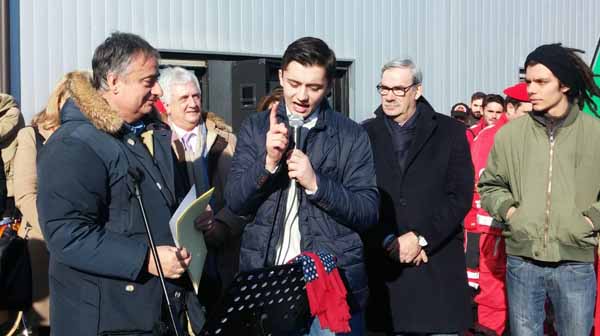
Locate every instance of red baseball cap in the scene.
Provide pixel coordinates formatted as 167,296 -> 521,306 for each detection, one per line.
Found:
503,82 -> 529,102
154,99 -> 167,114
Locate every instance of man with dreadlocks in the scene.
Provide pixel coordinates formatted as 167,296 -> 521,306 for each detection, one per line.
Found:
479,43 -> 600,336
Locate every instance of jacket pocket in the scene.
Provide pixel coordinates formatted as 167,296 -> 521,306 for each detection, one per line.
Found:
504,206 -> 528,240
564,261 -> 595,276
97,277 -> 163,334
314,234 -> 363,268
556,209 -> 597,248
49,274 -> 100,335
307,209 -> 355,239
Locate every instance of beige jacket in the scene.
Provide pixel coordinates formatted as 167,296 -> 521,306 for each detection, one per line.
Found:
171,112 -> 241,290
205,113 -> 236,214
171,112 -> 236,214
0,94 -> 25,198
14,126 -> 52,326
203,113 -> 242,295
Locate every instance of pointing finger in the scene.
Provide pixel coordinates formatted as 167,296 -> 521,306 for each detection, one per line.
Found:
269,102 -> 280,129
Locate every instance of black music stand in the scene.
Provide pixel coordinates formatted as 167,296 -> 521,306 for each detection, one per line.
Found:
201,263 -> 310,336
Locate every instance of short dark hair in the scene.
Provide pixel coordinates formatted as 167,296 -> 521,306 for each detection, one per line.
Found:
471,91 -> 486,102
92,32 -> 160,90
482,94 -> 505,109
505,96 -> 524,110
281,36 -> 336,83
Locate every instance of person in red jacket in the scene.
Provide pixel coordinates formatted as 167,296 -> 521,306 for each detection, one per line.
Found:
464,95 -> 503,330
465,94 -> 508,296
469,83 -> 531,335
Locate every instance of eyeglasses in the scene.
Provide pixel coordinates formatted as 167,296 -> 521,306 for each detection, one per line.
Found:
376,83 -> 417,97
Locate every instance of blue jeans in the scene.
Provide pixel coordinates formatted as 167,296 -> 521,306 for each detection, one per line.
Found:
306,311 -> 365,336
506,255 -> 596,336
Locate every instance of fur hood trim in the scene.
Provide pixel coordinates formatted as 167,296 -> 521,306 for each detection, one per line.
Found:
204,111 -> 232,133
66,71 -> 123,134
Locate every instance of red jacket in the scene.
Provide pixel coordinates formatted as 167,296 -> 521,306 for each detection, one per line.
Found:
471,114 -> 508,235
465,118 -> 492,232
466,118 -> 487,147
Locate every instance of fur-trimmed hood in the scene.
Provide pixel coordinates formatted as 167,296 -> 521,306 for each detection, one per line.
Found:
63,71 -> 123,134
0,93 -> 18,113
204,111 -> 232,133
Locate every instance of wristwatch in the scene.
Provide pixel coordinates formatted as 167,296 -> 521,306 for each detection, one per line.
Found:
417,234 -> 428,247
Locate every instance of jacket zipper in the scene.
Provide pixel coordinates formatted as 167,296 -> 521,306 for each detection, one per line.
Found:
544,131 -> 556,249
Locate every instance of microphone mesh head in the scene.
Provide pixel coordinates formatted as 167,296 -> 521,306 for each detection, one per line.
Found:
289,113 -> 304,128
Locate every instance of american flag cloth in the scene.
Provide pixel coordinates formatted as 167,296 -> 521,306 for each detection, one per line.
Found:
290,251 -> 351,333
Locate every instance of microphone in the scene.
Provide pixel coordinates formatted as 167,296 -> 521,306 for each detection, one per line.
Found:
288,113 -> 305,191
128,166 -> 180,336
128,167 -> 144,184
288,113 -> 304,149
128,168 -> 145,198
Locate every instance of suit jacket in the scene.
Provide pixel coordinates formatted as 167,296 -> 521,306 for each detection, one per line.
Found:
362,98 -> 474,333
170,125 -> 209,198
170,113 -> 244,308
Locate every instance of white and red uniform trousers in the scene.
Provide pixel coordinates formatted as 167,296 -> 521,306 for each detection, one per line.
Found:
464,116 -> 508,335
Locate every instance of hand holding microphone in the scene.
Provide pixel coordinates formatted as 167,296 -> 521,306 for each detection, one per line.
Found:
265,102 -> 316,190
288,113 -> 304,149
265,102 -> 288,171
286,113 -> 317,192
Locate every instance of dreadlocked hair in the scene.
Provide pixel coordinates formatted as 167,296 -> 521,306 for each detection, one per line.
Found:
565,47 -> 600,117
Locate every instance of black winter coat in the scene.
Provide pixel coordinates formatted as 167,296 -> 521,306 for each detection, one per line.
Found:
38,81 -> 203,335
362,99 -> 474,333
225,99 -> 379,310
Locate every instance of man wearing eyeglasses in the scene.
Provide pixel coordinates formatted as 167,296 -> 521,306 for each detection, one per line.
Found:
362,58 -> 474,335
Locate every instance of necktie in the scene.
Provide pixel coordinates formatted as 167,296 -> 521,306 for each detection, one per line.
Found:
182,132 -> 196,154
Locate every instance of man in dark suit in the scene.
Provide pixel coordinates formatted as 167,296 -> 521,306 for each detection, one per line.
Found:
158,66 -> 245,312
362,58 -> 474,335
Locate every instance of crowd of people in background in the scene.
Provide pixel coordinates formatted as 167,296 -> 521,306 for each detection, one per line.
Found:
0,32 -> 599,336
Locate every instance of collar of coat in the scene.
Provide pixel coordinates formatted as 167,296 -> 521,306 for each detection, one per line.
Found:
65,71 -> 124,135
204,111 -> 232,133
274,98 -> 334,132
529,102 -> 580,131
373,96 -> 436,122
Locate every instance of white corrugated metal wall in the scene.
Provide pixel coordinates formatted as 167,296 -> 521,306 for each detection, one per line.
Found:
10,0 -> 600,123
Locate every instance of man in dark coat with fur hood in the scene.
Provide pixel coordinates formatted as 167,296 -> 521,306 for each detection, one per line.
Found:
362,58 -> 474,335
37,33 -> 204,335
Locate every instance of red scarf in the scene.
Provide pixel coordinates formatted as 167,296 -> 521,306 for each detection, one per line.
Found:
291,251 -> 351,333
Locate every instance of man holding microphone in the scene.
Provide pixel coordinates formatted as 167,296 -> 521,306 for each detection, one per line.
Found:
226,36 -> 379,335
